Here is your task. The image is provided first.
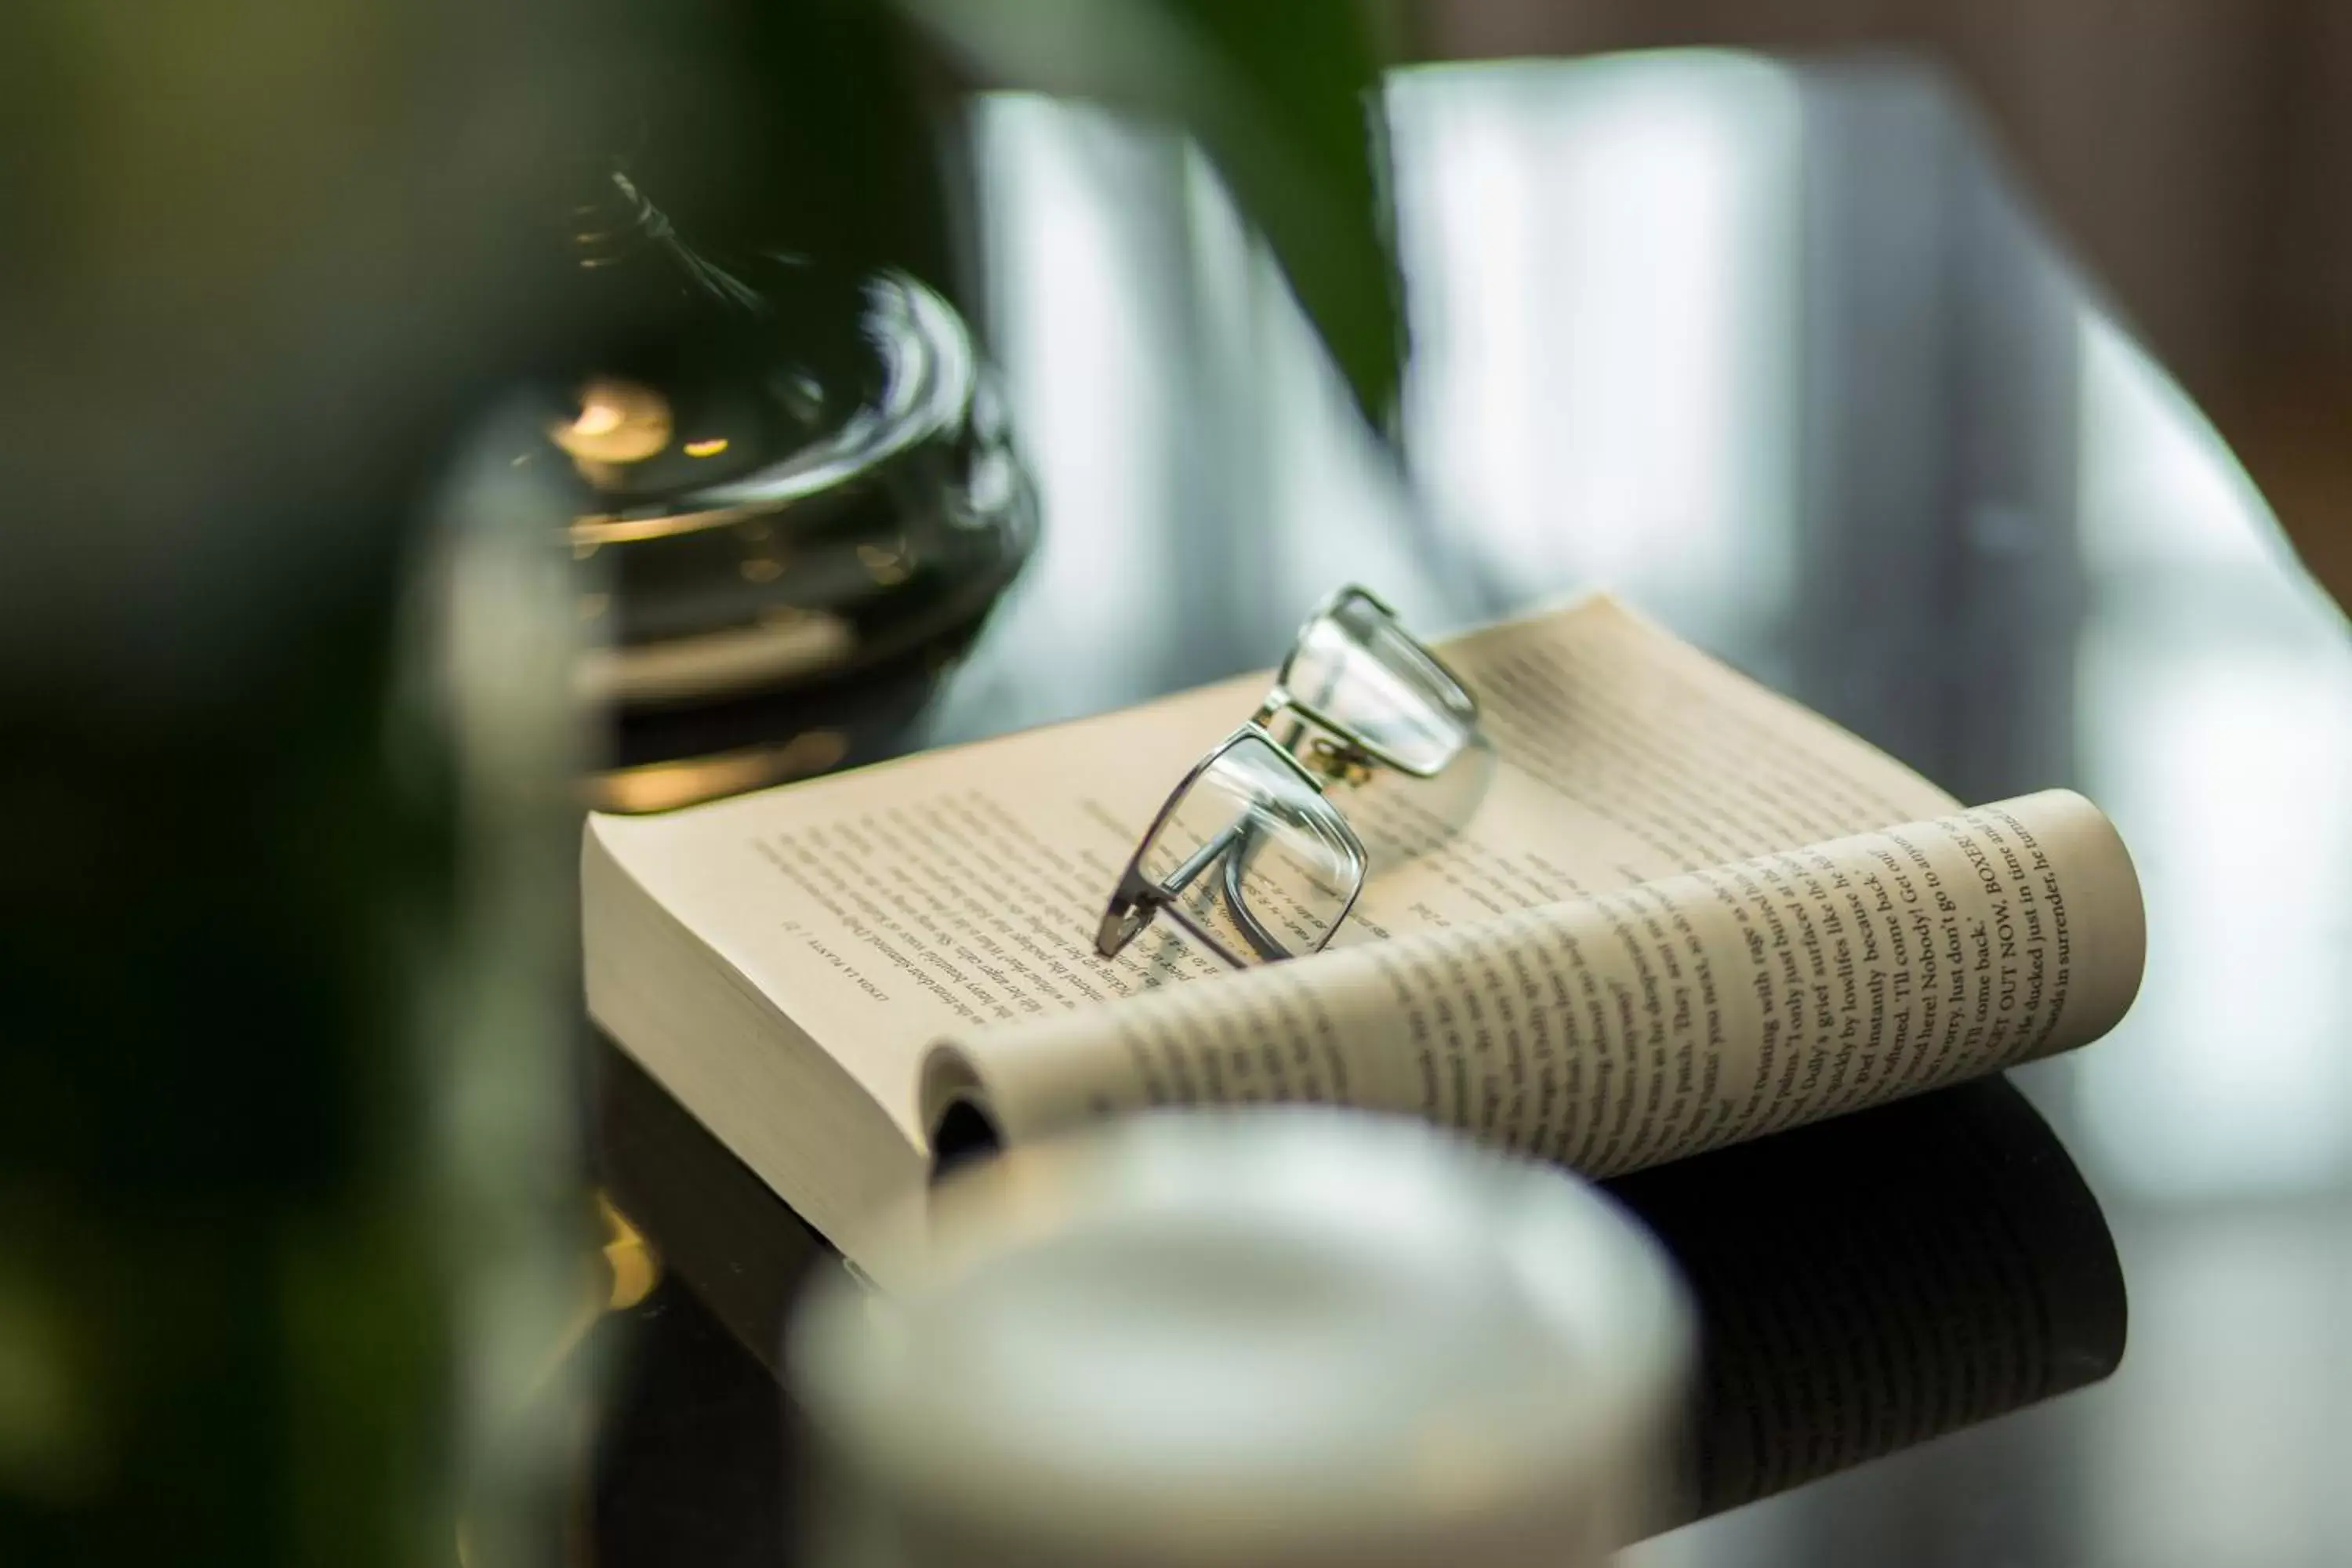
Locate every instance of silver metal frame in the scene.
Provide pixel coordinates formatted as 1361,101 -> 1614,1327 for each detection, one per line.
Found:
1094,727 -> 1363,967
1254,584 -> 1482,780
1093,586 -> 1479,967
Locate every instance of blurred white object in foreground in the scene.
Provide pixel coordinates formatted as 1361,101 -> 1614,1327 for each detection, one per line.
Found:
788,1107 -> 1694,1568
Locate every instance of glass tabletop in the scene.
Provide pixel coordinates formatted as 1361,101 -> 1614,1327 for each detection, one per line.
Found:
591,53 -> 2352,1566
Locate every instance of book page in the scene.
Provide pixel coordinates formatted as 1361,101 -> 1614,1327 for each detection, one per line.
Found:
587,596 -> 1959,1145
926,790 -> 2145,1172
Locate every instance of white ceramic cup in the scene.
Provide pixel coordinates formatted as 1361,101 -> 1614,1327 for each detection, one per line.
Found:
789,1106 -> 1694,1568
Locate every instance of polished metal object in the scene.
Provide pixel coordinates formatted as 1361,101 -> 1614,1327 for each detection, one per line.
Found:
545,171 -> 1037,808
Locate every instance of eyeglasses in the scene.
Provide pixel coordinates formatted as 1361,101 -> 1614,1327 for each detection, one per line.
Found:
1094,586 -> 1480,967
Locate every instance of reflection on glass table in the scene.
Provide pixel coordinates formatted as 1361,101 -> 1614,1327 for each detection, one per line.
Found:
583,1044 -> 2122,1564
1615,1075 -> 2125,1527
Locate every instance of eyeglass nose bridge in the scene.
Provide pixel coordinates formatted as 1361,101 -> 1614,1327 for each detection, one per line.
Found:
1250,695 -> 1381,789
1093,590 -> 1469,971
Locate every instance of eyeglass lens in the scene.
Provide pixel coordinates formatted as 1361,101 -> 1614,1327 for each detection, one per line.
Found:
1285,594 -> 1475,775
1137,732 -> 1366,963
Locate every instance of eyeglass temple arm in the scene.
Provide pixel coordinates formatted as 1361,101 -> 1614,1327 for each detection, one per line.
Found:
1219,829 -> 1292,963
1161,819 -> 1245,899
1096,818 -> 1263,959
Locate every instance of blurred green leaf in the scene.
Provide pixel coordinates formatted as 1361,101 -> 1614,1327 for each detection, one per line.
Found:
900,0 -> 1405,432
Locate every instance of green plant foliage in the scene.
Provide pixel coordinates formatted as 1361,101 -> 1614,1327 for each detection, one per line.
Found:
902,0 -> 1406,430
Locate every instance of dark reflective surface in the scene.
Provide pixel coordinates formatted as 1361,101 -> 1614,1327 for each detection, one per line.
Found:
590,52 -> 2352,1566
586,1053 -> 2124,1562
1618,1076 -> 2125,1528
546,172 -> 1036,808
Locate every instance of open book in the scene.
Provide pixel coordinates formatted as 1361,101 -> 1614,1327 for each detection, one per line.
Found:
585,597 -> 2145,1273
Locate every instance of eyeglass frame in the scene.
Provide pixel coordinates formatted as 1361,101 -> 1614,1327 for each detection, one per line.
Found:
1092,585 -> 1480,968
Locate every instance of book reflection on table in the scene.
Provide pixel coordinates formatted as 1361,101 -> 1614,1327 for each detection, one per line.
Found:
1609,1072 -> 2124,1521
590,1044 -> 2123,1552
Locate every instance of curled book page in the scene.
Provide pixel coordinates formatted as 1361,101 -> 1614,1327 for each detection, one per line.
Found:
922,789 -> 2143,1174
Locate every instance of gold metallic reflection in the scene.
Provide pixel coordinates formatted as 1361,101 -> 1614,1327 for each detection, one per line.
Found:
587,731 -> 851,814
597,1195 -> 661,1312
550,376 -> 673,479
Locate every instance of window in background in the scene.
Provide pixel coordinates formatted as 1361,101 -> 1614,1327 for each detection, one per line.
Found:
944,93 -> 1450,745
939,96 -> 1188,736
1389,53 -> 1802,652
2072,312 -> 2352,1198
